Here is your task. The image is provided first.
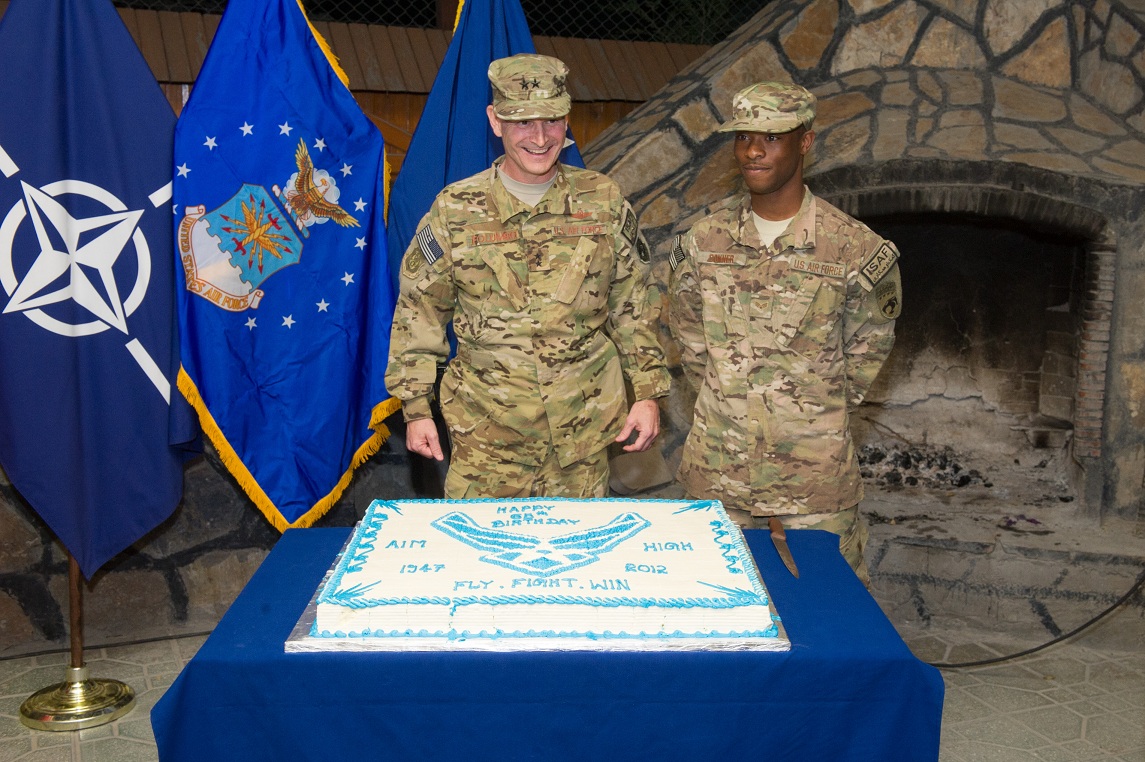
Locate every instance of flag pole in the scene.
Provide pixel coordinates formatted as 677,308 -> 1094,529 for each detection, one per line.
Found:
18,551 -> 136,731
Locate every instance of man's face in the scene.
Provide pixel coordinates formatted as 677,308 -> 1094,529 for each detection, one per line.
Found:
733,127 -> 814,198
487,107 -> 567,184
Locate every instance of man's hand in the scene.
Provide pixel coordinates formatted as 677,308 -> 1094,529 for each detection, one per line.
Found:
614,399 -> 660,453
405,418 -> 445,461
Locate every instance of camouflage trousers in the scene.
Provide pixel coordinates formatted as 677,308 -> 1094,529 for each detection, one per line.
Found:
721,503 -> 870,586
444,439 -> 609,499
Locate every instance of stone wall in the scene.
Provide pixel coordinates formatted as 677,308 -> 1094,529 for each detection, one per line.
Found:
583,0 -> 1145,524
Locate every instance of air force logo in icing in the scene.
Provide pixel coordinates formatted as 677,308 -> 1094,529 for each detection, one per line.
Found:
432,512 -> 650,577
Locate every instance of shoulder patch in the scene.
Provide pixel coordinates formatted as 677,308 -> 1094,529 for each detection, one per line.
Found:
415,225 -> 444,267
402,246 -> 424,278
636,236 -> 650,264
620,206 -> 638,244
875,278 -> 901,321
669,235 -> 685,271
860,241 -> 899,286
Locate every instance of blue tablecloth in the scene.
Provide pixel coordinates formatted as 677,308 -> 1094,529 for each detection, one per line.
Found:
152,527 -> 943,761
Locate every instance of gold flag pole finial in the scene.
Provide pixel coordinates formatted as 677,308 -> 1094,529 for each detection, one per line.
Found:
19,553 -> 135,731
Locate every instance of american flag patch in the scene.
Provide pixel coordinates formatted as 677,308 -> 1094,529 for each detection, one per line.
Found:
416,225 -> 444,266
669,235 -> 685,271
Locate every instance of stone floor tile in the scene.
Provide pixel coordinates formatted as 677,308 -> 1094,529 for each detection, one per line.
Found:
1087,693 -> 1134,713
0,737 -> 32,762
1086,713 -> 1145,755
0,713 -> 27,741
906,634 -> 951,663
100,642 -> 178,667
956,714 -> 1052,750
1031,747 -> 1091,762
955,741 -> 1042,761
965,683 -> 1054,714
77,737 -> 155,762
19,746 -> 73,762
1012,703 -> 1085,743
1024,656 -> 1090,685
942,687 -> 997,724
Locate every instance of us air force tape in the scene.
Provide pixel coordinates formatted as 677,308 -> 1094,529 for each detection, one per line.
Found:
669,235 -> 685,271
859,241 -> 898,289
416,225 -> 444,267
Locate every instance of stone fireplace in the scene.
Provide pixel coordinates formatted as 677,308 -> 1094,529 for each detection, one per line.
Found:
585,0 -> 1145,527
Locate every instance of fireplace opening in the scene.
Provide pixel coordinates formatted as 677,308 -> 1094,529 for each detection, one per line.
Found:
853,212 -> 1092,510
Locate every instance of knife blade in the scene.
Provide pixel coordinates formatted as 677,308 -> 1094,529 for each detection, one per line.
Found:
767,516 -> 800,578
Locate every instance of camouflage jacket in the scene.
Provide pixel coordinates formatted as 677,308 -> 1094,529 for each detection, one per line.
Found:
386,160 -> 670,467
668,188 -> 901,515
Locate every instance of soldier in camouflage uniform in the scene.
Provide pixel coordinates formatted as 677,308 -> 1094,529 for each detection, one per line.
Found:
667,82 -> 902,583
386,54 -> 670,499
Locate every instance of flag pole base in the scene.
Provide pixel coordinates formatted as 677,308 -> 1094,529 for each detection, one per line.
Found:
19,666 -> 135,731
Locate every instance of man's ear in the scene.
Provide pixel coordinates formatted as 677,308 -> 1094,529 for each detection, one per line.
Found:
486,105 -> 504,137
800,129 -> 816,156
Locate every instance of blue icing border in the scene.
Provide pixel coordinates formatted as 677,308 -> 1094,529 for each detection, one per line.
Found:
309,623 -> 782,640
316,498 -> 781,640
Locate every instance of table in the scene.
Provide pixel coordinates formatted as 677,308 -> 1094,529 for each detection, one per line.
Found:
152,527 -> 944,761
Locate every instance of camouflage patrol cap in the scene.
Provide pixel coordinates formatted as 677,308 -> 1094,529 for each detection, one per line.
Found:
488,54 -> 571,120
717,81 -> 816,133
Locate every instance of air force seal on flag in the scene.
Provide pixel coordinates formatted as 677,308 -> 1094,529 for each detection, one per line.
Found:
177,140 -> 358,312
179,184 -> 303,311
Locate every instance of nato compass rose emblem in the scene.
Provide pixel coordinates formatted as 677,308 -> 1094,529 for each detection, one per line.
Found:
0,146 -> 173,402
178,139 -> 358,312
431,512 -> 650,577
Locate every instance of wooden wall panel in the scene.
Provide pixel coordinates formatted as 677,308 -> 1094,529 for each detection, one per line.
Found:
0,4 -> 708,176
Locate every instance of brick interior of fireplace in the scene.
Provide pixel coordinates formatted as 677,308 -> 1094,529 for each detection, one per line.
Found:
853,213 -> 1095,503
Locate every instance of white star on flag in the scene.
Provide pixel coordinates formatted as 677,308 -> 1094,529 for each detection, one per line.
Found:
176,163 -> 191,177
341,272 -> 354,285
354,237 -> 366,250
245,317 -> 257,329
339,163 -> 352,177
316,299 -> 329,312
279,122 -> 292,135
282,315 -> 295,328
240,122 -> 254,136
204,136 -> 217,150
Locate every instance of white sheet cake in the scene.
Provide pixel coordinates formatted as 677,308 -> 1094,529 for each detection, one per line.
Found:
289,497 -> 789,651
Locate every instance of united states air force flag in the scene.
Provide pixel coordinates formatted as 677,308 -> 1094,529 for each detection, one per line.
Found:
0,0 -> 196,577
175,0 -> 397,529
385,0 -> 584,293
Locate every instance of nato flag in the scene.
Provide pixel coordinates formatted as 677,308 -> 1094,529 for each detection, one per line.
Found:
0,0 -> 195,577
385,0 -> 584,294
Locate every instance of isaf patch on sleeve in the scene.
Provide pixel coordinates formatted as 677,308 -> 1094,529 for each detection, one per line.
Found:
415,225 -> 445,267
669,235 -> 686,271
860,241 -> 899,287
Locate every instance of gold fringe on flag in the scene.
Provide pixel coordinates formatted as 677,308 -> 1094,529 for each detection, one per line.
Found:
298,0 -> 350,89
178,368 -> 401,531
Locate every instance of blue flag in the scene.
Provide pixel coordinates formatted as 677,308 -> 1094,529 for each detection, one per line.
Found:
385,0 -> 584,292
0,0 -> 196,577
174,0 -> 397,529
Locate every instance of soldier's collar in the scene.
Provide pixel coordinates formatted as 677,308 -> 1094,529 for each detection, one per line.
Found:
490,159 -> 571,223
733,186 -> 816,252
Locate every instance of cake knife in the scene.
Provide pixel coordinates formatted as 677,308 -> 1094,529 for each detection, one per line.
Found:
767,517 -> 800,578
